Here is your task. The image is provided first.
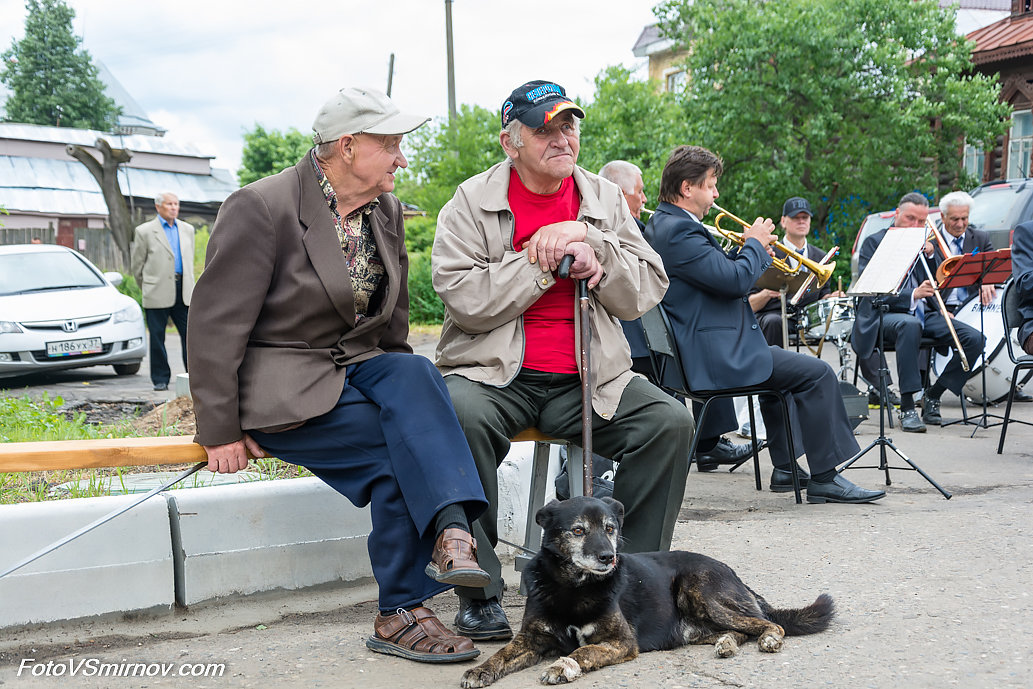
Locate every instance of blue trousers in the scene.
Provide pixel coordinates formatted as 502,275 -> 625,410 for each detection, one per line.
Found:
145,278 -> 188,386
251,353 -> 487,612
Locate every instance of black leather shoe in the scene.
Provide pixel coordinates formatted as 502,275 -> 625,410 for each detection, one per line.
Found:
899,408 -> 926,433
770,464 -> 810,493
153,383 -> 169,391
1013,388 -> 1032,403
455,597 -> 512,641
922,394 -> 942,425
868,387 -> 901,407
807,474 -> 886,504
695,437 -> 755,472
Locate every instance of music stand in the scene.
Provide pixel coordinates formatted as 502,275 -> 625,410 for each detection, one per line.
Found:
937,248 -> 1013,434
842,227 -> 952,499
755,266 -> 809,349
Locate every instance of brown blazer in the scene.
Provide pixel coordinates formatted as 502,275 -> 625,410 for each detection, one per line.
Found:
187,154 -> 411,446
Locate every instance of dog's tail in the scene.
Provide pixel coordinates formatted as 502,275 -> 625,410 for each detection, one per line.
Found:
763,593 -> 835,635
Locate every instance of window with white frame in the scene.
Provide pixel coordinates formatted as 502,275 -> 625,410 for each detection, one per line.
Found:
1008,110 -> 1032,179
962,142 -> 985,181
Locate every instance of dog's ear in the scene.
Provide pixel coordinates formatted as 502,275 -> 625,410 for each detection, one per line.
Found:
535,499 -> 562,528
600,497 -> 625,527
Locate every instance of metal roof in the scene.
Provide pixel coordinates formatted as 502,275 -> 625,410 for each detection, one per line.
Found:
0,122 -> 210,159
0,156 -> 237,215
968,12 -> 1033,65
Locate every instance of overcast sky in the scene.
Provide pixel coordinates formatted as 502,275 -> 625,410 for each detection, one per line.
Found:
0,0 -> 662,178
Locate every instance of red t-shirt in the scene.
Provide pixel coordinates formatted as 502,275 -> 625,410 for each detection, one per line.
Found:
508,168 -> 580,374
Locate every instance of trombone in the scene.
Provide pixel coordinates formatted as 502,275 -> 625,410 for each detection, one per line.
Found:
918,218 -> 969,371
707,204 -> 838,288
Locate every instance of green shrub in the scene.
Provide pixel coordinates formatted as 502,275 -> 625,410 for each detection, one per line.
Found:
407,246 -> 444,325
404,215 -> 437,254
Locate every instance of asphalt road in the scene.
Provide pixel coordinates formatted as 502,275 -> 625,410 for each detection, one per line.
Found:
0,331 -> 187,406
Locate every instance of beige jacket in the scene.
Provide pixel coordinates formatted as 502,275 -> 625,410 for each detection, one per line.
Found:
432,159 -> 668,420
130,216 -> 195,308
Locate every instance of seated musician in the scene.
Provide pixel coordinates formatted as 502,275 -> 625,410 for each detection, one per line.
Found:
850,193 -> 984,432
645,144 -> 885,503
1013,220 -> 1033,356
933,191 -> 995,311
749,196 -> 843,347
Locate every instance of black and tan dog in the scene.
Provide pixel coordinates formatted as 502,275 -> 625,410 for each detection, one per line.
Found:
460,496 -> 834,687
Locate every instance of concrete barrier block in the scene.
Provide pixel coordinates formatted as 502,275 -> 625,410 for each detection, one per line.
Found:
168,477 -> 372,606
0,495 -> 174,627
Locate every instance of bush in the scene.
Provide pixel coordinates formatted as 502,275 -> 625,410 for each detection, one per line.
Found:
407,246 -> 444,325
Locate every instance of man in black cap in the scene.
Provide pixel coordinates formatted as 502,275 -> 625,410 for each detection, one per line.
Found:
749,197 -> 843,347
431,80 -> 693,641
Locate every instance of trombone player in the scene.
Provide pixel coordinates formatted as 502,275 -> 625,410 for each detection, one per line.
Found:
645,145 -> 885,503
850,193 -> 984,431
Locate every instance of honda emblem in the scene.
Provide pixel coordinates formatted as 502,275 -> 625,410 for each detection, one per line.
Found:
62,320 -> 78,333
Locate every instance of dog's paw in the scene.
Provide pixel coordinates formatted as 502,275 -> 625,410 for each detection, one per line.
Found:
461,667 -> 498,688
714,633 -> 739,658
539,656 -> 581,685
758,632 -> 783,653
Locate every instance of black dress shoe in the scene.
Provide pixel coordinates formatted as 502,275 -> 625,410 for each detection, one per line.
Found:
807,474 -> 886,504
1013,388 -> 1033,403
455,597 -> 512,641
899,408 -> 926,433
153,383 -> 169,391
695,437 -> 755,472
769,464 -> 810,493
921,394 -> 942,425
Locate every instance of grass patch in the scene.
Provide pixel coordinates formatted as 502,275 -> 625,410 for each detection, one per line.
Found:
0,393 -> 310,505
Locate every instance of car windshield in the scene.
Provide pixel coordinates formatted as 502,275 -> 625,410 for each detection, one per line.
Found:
0,251 -> 106,296
970,184 -> 1027,230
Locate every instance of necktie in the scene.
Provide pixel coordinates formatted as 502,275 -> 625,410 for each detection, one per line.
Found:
953,236 -> 967,303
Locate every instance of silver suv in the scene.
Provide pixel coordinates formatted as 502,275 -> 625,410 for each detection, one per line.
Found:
849,178 -> 1033,283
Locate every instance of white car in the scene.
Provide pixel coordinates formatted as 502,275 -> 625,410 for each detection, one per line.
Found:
0,244 -> 146,379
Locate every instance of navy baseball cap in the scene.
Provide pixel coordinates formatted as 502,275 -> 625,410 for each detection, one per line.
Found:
501,80 -> 586,128
782,197 -> 812,217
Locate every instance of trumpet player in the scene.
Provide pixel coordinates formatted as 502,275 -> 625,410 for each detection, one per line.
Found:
646,145 -> 885,503
749,196 -> 845,347
851,193 -> 984,431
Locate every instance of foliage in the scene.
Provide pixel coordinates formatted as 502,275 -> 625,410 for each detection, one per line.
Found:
654,0 -> 1011,253
578,66 -> 691,205
194,224 -> 210,276
403,215 -> 437,254
407,246 -> 445,324
0,0 -> 119,130
0,393 -> 111,443
394,104 -> 505,216
238,125 -> 312,186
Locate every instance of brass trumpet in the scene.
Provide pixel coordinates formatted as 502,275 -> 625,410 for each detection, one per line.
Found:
708,204 -> 837,287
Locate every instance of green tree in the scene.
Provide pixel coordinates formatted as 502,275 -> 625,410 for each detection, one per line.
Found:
237,125 -> 313,186
578,66 -> 691,206
655,0 -> 1010,254
1,0 -> 118,130
394,104 -> 504,216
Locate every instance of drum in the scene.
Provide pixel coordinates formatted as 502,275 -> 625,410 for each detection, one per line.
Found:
802,297 -> 855,340
931,287 -> 1033,403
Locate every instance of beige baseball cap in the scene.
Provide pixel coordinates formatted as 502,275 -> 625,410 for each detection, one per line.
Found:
311,87 -> 429,143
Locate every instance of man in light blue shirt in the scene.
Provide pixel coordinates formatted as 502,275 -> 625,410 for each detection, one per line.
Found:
131,192 -> 195,391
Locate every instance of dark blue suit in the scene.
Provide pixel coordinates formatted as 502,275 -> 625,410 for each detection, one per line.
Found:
1011,221 -> 1033,349
645,202 -> 859,471
851,228 -> 983,395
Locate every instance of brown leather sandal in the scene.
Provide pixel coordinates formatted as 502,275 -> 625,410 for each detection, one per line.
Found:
365,607 -> 479,663
425,528 -> 491,587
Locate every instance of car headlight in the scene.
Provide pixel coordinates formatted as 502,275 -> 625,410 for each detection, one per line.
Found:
112,305 -> 141,323
0,321 -> 24,334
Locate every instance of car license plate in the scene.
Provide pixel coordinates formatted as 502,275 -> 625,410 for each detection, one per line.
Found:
46,337 -> 103,358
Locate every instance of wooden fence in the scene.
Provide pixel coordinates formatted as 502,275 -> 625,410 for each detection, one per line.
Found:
0,226 -> 128,273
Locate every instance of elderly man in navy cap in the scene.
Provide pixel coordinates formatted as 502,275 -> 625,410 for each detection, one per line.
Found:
431,80 -> 693,640
189,87 -> 492,664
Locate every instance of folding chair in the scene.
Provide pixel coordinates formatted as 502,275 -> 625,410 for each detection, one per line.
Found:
639,304 -> 803,503
997,281 -> 1033,453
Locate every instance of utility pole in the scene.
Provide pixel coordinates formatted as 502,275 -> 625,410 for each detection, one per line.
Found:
386,52 -> 395,97
445,0 -> 457,124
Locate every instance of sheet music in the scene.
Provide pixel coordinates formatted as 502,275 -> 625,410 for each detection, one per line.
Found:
848,227 -> 928,296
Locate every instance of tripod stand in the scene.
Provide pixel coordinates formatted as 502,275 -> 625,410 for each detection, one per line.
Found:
839,298 -> 952,499
936,249 -> 1012,434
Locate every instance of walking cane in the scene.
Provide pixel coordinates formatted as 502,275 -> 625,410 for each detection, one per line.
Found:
558,255 -> 593,497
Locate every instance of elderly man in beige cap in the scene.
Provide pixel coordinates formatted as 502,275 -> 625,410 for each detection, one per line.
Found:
188,87 -> 491,664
